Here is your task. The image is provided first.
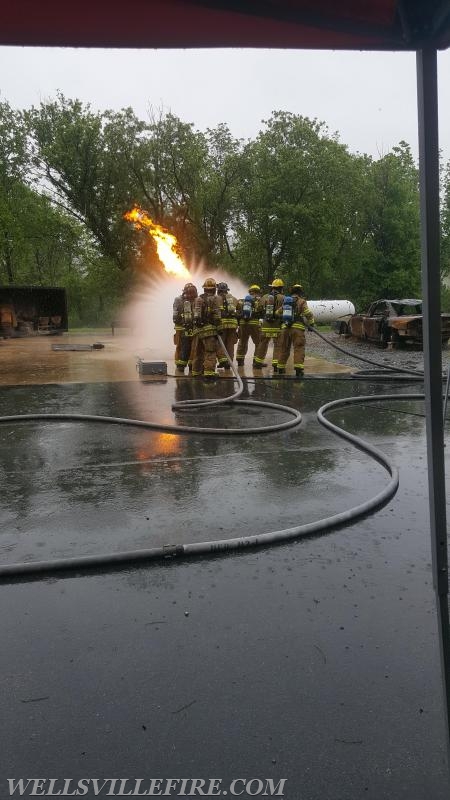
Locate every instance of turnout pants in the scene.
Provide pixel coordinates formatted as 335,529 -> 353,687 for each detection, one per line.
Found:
174,330 -> 193,368
236,323 -> 260,361
191,334 -> 218,377
254,326 -> 282,367
277,327 -> 306,370
217,328 -> 238,367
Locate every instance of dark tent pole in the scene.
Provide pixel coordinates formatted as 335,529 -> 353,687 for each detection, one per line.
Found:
416,46 -> 450,760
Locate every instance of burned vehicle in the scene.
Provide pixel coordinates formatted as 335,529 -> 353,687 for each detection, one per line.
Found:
347,298 -> 450,348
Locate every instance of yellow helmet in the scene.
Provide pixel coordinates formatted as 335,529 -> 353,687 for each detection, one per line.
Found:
249,284 -> 261,292
269,278 -> 284,288
291,283 -> 304,292
202,277 -> 216,289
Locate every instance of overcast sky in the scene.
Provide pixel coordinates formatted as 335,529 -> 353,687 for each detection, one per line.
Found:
2,46 -> 450,161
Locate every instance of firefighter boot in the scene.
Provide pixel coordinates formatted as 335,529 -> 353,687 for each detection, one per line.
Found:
295,368 -> 304,378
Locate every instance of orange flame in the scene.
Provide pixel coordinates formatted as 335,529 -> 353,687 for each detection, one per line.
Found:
124,206 -> 191,279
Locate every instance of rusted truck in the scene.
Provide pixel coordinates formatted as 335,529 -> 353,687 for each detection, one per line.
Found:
0,285 -> 68,338
348,298 -> 450,347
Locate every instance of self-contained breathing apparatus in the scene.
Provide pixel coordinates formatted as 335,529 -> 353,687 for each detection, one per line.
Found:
217,283 -> 236,319
221,293 -> 237,317
242,295 -> 254,320
282,295 -> 295,325
264,279 -> 284,322
194,293 -> 219,327
265,293 -> 278,321
193,301 -> 203,326
180,283 -> 197,330
182,300 -> 193,329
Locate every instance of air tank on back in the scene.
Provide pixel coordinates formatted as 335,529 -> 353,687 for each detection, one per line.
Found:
307,300 -> 355,324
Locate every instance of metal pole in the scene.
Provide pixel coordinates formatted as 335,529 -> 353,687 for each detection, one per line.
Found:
416,46 -> 450,760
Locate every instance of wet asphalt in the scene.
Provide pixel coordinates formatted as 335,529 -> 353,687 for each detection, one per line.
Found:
0,375 -> 449,800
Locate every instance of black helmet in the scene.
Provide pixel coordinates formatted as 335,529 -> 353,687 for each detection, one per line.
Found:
217,281 -> 229,293
183,282 -> 198,299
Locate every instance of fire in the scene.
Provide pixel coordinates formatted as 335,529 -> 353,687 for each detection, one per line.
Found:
124,206 -> 191,279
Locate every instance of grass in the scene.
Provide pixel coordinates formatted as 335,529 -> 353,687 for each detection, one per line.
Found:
67,326 -> 117,334
69,323 -> 334,334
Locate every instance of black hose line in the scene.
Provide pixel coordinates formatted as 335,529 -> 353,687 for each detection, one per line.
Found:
0,403 -> 301,438
307,325 -> 425,376
0,335 -> 440,580
169,326 -> 428,383
1,392 -> 430,580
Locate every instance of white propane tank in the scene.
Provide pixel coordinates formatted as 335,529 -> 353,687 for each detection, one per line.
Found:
307,300 -> 355,324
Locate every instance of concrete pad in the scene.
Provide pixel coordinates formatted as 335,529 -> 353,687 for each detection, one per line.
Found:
0,372 -> 448,799
0,333 -> 352,387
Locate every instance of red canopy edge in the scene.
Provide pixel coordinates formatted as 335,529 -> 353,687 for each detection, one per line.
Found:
1,0 -> 450,51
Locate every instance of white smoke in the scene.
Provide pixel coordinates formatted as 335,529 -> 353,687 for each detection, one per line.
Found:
119,261 -> 248,359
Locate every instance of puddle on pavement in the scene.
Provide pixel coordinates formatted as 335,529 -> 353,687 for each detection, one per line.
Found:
0,333 -> 352,386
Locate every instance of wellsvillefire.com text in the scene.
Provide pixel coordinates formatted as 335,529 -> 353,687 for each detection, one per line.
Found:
7,778 -> 287,797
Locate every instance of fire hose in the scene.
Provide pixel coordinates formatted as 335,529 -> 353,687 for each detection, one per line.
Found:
0,335 -> 445,580
307,325 -> 429,382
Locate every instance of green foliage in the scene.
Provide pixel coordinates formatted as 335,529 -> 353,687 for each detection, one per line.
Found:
0,96 -> 443,323
233,112 -> 378,300
351,142 -> 421,306
26,94 -> 143,270
441,284 -> 450,313
67,255 -> 130,326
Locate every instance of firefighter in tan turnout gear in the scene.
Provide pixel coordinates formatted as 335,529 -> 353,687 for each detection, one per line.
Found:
191,278 -> 222,379
253,278 -> 285,371
276,283 -> 315,377
236,285 -> 261,366
216,281 -> 238,370
172,283 -> 198,374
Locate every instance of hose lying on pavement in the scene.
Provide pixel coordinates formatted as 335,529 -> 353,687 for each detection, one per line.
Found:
1,327 -> 430,579
0,337 -> 445,579
307,325 -> 425,377
0,341 -> 301,438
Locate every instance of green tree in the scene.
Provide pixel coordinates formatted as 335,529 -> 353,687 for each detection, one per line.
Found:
233,111 -> 365,296
0,100 -> 29,283
132,112 -> 243,267
441,159 -> 450,282
3,95 -> 424,321
353,142 -> 421,307
27,100 -> 244,275
27,94 -> 143,270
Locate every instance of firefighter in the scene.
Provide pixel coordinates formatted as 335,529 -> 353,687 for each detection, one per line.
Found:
191,277 -> 221,379
276,283 -> 315,377
172,283 -> 198,374
253,278 -> 285,370
236,285 -> 262,366
216,281 -> 238,370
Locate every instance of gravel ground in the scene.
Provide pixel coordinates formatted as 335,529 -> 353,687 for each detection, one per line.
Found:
306,329 -> 430,373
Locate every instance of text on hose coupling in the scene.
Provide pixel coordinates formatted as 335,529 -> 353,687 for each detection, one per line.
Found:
7,777 -> 287,797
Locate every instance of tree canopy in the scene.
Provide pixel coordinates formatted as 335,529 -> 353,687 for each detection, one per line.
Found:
0,95 -> 445,324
